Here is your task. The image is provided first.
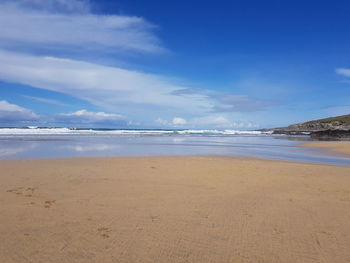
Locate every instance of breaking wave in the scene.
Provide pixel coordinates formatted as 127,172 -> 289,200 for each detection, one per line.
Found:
0,127 -> 273,136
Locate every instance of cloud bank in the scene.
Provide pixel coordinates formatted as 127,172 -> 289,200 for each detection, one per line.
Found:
0,50 -> 211,116
172,117 -> 187,126
0,49 -> 273,127
0,100 -> 38,122
0,0 -> 162,54
155,115 -> 258,129
13,0 -> 90,13
0,0 -> 275,128
56,109 -> 126,125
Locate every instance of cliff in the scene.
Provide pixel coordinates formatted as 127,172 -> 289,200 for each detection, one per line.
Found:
272,114 -> 350,138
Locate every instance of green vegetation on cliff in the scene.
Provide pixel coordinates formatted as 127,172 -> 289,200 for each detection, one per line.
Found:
272,114 -> 350,134
305,114 -> 350,125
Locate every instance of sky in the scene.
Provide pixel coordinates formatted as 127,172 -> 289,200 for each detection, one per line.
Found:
0,0 -> 350,129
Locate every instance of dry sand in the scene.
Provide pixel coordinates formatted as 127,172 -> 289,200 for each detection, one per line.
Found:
1,156 -> 350,263
300,141 -> 350,156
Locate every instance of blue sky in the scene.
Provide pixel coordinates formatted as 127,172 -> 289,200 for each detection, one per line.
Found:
0,0 -> 350,129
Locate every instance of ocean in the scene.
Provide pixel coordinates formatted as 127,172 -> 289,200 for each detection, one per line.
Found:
0,127 -> 349,165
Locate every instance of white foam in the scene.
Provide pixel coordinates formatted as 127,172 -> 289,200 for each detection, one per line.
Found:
176,129 -> 270,135
0,127 -> 272,136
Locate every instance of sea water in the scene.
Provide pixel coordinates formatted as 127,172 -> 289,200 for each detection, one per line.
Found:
0,127 -> 349,166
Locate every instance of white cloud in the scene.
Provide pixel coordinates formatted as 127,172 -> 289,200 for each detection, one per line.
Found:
56,109 -> 124,124
23,95 -> 71,107
0,100 -> 38,122
155,114 -> 258,129
172,117 -> 187,126
14,0 -> 90,13
0,50 -> 212,117
155,118 -> 169,126
193,115 -> 232,127
0,0 -> 162,53
0,50 -> 276,127
0,100 -> 27,112
213,94 -> 271,112
193,115 -> 258,129
60,109 -> 122,118
0,0 -> 276,128
336,68 -> 350,77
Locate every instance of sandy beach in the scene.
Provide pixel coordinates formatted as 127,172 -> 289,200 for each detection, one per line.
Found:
1,154 -> 350,263
300,141 -> 350,156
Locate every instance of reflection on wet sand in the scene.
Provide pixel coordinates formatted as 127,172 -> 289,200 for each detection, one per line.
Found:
59,144 -> 120,152
0,134 -> 349,165
0,142 -> 38,158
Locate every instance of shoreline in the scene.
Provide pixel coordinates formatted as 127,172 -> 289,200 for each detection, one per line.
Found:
1,133 -> 350,166
299,141 -> 350,156
1,156 -> 350,262
1,153 -> 349,167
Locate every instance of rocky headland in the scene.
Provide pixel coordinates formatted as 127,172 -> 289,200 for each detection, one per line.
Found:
270,114 -> 350,138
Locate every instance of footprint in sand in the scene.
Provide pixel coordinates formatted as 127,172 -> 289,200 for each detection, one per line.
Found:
7,187 -> 36,197
25,187 -> 36,197
150,215 -> 160,222
6,187 -> 24,195
97,227 -> 111,238
44,200 -> 56,208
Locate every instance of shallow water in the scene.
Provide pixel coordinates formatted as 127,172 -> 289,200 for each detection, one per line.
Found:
0,131 -> 349,166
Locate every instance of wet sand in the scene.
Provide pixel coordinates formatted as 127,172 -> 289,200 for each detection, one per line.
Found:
300,141 -> 350,156
1,156 -> 350,262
